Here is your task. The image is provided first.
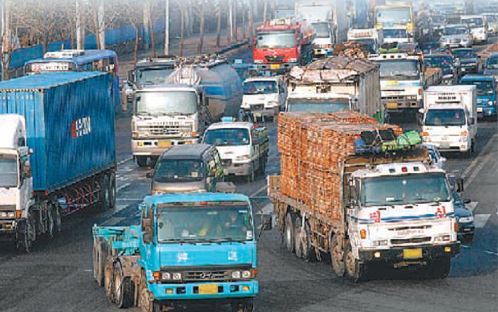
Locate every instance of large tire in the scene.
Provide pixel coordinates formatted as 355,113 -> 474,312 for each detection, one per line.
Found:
330,235 -> 345,277
48,204 -> 61,238
138,273 -> 154,312
344,240 -> 367,283
108,173 -> 116,210
231,298 -> 254,312
16,216 -> 35,253
113,262 -> 134,308
284,213 -> 295,253
93,240 -> 108,286
100,175 -> 111,211
136,156 -> 148,168
425,256 -> 451,279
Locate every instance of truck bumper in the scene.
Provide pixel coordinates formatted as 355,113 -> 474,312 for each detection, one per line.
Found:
149,280 -> 259,301
132,138 -> 198,156
0,219 -> 17,237
222,160 -> 252,176
382,97 -> 421,112
254,62 -> 298,73
424,138 -> 470,153
358,242 -> 460,263
243,107 -> 278,118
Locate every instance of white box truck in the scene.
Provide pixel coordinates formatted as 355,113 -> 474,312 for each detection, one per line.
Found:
420,85 -> 477,156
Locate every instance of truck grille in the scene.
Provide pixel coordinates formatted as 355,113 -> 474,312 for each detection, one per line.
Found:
265,55 -> 284,63
138,124 -> 192,137
250,104 -> 264,111
390,237 -> 431,245
183,270 -> 231,282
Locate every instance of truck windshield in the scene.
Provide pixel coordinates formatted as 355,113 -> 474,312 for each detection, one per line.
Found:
443,26 -> 469,35
154,159 -> 204,183
486,15 -> 498,22
135,91 -> 197,116
287,99 -> 350,113
136,68 -> 174,85
360,173 -> 451,207
256,32 -> 296,49
382,29 -> 407,39
243,81 -> 277,95
311,22 -> 330,38
376,8 -> 411,24
463,81 -> 495,96
379,60 -> 419,79
157,206 -> 253,243
461,18 -> 484,27
203,128 -> 250,146
0,155 -> 18,188
424,109 -> 466,126
452,50 -> 475,58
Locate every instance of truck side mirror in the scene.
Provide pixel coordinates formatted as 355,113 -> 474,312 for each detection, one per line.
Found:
456,178 -> 465,193
142,217 -> 153,244
18,137 -> 26,147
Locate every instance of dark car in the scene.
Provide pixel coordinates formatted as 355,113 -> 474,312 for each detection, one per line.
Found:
452,48 -> 480,74
483,52 -> 498,80
424,53 -> 459,84
452,191 -> 475,243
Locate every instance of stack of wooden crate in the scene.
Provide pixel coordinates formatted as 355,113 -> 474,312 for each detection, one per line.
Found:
277,111 -> 401,220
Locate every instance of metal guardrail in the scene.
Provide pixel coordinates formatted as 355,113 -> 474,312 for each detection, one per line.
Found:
215,40 -> 250,55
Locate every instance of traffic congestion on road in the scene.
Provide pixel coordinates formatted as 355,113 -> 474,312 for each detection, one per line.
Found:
0,0 -> 497,312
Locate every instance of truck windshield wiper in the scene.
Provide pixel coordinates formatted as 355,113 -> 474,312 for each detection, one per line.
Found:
159,239 -> 200,245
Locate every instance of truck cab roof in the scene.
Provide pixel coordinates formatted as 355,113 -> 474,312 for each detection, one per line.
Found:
143,192 -> 250,206
159,144 -> 214,161
352,162 -> 444,179
135,84 -> 199,92
243,76 -> 281,83
206,121 -> 254,131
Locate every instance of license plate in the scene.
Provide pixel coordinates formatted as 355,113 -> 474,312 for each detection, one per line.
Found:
440,142 -> 450,149
386,102 -> 398,109
199,284 -> 218,294
270,64 -> 281,69
403,248 -> 423,259
477,107 -> 483,113
158,141 -> 171,148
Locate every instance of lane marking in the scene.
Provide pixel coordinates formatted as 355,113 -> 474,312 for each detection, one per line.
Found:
249,184 -> 267,197
474,214 -> 491,228
104,217 -> 126,226
462,133 -> 498,188
117,157 -> 133,166
117,182 -> 131,193
467,201 -> 479,212
483,250 -> 498,256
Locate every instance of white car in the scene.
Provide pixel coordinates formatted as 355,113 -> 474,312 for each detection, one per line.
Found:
424,143 -> 447,170
241,76 -> 287,120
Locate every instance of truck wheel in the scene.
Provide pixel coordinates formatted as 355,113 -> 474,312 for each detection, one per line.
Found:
113,262 -> 134,308
330,235 -> 345,277
231,298 -> 254,312
100,175 -> 111,211
284,213 -> 295,253
138,273 -> 154,312
92,239 -> 103,285
136,156 -> 148,168
108,173 -> 116,210
104,260 -> 115,302
344,240 -> 367,283
16,218 -> 34,253
94,240 -> 109,286
425,256 -> 451,279
48,204 -> 61,238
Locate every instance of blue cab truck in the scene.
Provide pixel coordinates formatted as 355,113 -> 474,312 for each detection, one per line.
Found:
0,72 -> 116,251
459,75 -> 497,119
92,193 -> 268,312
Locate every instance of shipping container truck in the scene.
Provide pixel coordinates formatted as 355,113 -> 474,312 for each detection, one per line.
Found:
286,57 -> 384,121
131,56 -> 243,167
268,112 -> 460,282
253,18 -> 315,74
93,193 -> 269,312
420,85 -> 477,156
0,72 -> 116,251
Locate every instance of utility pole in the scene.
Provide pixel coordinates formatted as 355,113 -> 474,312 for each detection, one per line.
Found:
75,0 -> 85,50
229,0 -> 234,43
164,0 -> 169,55
1,0 -> 11,81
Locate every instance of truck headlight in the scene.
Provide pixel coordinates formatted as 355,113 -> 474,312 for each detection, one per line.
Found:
241,270 -> 252,279
459,216 -> 474,223
236,155 -> 251,161
172,272 -> 182,280
162,272 -> 171,280
0,211 -> 15,218
373,240 -> 388,246
434,235 -> 451,242
231,271 -> 241,279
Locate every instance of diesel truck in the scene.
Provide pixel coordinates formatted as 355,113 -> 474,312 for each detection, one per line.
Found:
93,193 -> 267,312
269,112 -> 460,282
0,72 -> 116,251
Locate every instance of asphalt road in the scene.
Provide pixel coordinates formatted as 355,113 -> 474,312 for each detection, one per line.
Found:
0,45 -> 497,312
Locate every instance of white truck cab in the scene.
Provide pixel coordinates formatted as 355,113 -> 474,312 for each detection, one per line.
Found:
0,115 -> 33,237
461,15 -> 488,43
420,85 -> 477,156
241,76 -> 287,120
202,119 -> 269,182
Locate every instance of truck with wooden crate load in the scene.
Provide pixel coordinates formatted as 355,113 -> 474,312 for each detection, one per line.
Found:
286,57 -> 384,122
268,111 -> 460,282
0,72 -> 116,251
92,193 -> 267,312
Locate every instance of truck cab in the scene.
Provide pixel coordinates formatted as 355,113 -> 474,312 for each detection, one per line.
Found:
346,161 -> 460,276
131,84 -> 208,167
202,120 -> 269,182
241,76 -> 287,120
459,75 -> 497,119
310,21 -> 333,58
460,15 -> 488,43
369,53 -> 424,115
0,115 -> 32,239
93,193 -> 263,312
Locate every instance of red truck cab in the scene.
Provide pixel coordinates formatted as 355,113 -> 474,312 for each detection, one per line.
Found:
253,18 -> 315,73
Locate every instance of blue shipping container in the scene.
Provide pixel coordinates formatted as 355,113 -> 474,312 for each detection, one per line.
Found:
0,72 -> 116,192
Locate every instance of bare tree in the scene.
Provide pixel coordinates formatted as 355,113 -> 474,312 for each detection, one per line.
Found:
192,0 -> 207,53
1,0 -> 13,80
83,0 -> 121,49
